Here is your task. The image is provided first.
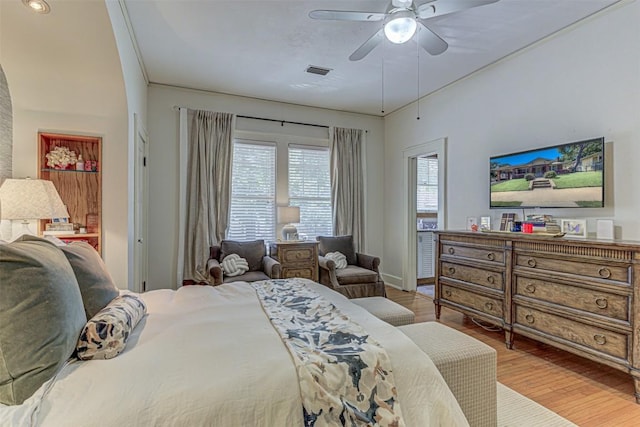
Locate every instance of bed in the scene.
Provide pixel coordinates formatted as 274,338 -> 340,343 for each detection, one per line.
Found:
1,237 -> 467,426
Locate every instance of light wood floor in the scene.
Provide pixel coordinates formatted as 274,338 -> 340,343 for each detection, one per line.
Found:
386,286 -> 640,426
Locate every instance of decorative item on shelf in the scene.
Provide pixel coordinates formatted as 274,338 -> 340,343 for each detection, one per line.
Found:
84,159 -> 93,171
0,178 -> 69,236
466,217 -> 478,232
76,154 -> 84,171
499,213 -> 515,231
45,146 -> 77,170
596,219 -> 614,240
561,219 -> 587,238
480,216 -> 491,231
277,206 -> 300,241
86,213 -> 99,233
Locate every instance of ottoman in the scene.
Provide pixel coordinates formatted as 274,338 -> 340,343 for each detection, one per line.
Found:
351,296 -> 415,326
399,322 -> 497,427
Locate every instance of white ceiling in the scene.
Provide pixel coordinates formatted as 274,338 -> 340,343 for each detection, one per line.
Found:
123,0 -> 622,116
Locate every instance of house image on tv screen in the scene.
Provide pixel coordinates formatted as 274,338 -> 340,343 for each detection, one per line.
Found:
489,138 -> 604,208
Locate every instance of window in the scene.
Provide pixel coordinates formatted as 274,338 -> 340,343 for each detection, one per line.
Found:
417,156 -> 438,212
288,145 -> 332,239
227,141 -> 276,241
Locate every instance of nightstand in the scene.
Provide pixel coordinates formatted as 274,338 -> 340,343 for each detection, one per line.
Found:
269,241 -> 319,282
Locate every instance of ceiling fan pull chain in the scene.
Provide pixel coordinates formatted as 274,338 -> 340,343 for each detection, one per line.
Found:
416,24 -> 421,121
381,41 -> 385,115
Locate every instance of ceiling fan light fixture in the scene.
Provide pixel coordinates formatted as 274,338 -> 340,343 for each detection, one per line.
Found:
22,0 -> 50,14
384,11 -> 416,44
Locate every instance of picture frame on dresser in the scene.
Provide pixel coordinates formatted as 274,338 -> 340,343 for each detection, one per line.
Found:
561,219 -> 587,238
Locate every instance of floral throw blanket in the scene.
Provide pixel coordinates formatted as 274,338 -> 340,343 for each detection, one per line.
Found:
252,279 -> 405,427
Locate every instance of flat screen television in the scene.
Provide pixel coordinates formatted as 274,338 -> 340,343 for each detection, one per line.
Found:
490,137 -> 604,209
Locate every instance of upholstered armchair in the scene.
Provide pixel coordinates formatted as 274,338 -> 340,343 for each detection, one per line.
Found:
208,239 -> 281,286
316,235 -> 386,299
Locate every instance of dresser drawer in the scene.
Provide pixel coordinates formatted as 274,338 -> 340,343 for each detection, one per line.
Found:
282,267 -> 315,280
514,276 -> 629,321
441,243 -> 504,264
514,305 -> 628,360
279,246 -> 316,264
514,254 -> 630,284
441,284 -> 503,318
441,261 -> 503,290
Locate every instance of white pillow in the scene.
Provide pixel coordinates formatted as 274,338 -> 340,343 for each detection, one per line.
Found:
221,254 -> 250,277
325,251 -> 348,269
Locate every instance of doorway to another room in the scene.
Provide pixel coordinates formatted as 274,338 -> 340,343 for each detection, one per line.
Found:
401,138 -> 446,292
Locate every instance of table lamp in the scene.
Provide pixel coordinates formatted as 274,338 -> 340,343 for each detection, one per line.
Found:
0,178 -> 69,236
277,206 -> 300,241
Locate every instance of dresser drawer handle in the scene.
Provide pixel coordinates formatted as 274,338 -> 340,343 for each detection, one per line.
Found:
594,334 -> 607,345
448,267 -> 456,275
487,275 -> 495,285
487,252 -> 496,261
484,302 -> 494,311
526,258 -> 537,268
525,284 -> 536,294
448,247 -> 455,255
525,314 -> 535,324
595,298 -> 608,309
444,290 -> 452,297
598,267 -> 611,279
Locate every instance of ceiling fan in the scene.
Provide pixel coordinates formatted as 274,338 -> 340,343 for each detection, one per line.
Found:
309,0 -> 499,61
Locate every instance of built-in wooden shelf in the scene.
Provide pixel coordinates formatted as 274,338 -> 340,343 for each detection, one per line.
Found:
38,132 -> 102,255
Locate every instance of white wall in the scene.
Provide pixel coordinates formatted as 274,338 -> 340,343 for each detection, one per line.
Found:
383,2 -> 640,282
146,84 -> 384,290
105,1 -> 149,289
1,1 -> 131,288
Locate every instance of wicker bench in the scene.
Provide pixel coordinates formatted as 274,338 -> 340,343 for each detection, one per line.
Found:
351,296 -> 415,326
399,322 -> 497,427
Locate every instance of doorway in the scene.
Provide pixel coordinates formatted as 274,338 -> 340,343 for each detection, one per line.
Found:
401,138 -> 446,292
133,114 -> 149,292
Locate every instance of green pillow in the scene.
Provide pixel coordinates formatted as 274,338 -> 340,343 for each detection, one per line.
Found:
60,242 -> 119,319
0,235 -> 86,405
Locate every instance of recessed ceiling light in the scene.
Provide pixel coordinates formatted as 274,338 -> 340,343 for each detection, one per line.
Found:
22,0 -> 51,14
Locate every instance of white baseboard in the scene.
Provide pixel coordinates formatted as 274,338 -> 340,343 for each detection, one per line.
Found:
381,272 -> 403,289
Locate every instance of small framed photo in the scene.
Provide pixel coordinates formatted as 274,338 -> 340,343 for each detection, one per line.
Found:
561,219 -> 587,238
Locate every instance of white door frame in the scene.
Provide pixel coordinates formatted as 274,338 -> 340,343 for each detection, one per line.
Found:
401,138 -> 447,291
133,114 -> 149,292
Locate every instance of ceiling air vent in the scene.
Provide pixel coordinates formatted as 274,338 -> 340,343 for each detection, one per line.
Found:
306,65 -> 332,76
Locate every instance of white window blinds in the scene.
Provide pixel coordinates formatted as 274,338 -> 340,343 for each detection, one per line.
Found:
417,156 -> 438,212
288,145 -> 332,240
227,141 -> 276,241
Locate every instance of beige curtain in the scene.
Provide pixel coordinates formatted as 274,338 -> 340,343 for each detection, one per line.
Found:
330,127 -> 364,252
183,110 -> 234,284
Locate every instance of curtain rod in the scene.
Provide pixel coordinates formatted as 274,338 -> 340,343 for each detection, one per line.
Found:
237,115 -> 328,129
174,106 -> 366,132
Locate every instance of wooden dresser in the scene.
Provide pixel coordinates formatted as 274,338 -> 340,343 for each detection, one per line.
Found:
434,230 -> 640,403
269,241 -> 319,282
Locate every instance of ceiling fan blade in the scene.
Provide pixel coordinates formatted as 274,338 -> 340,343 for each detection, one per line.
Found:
349,28 -> 385,61
417,0 -> 499,20
417,23 -> 448,55
309,10 -> 386,22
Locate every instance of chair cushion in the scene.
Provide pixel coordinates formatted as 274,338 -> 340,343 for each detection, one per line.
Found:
223,270 -> 270,283
335,265 -> 378,285
60,241 -> 120,319
317,235 -> 357,265
0,235 -> 86,405
220,240 -> 265,272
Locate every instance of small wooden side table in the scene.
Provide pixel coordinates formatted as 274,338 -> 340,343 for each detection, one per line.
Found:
269,241 -> 319,282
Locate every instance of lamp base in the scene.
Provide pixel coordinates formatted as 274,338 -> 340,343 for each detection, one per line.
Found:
281,224 -> 298,241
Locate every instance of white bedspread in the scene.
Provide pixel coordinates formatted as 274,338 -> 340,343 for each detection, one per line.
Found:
1,280 -> 468,426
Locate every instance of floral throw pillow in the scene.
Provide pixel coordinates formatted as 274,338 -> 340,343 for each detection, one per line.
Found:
76,293 -> 147,360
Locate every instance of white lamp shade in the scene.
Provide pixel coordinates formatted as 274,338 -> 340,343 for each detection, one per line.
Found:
277,206 -> 300,224
0,178 -> 69,220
